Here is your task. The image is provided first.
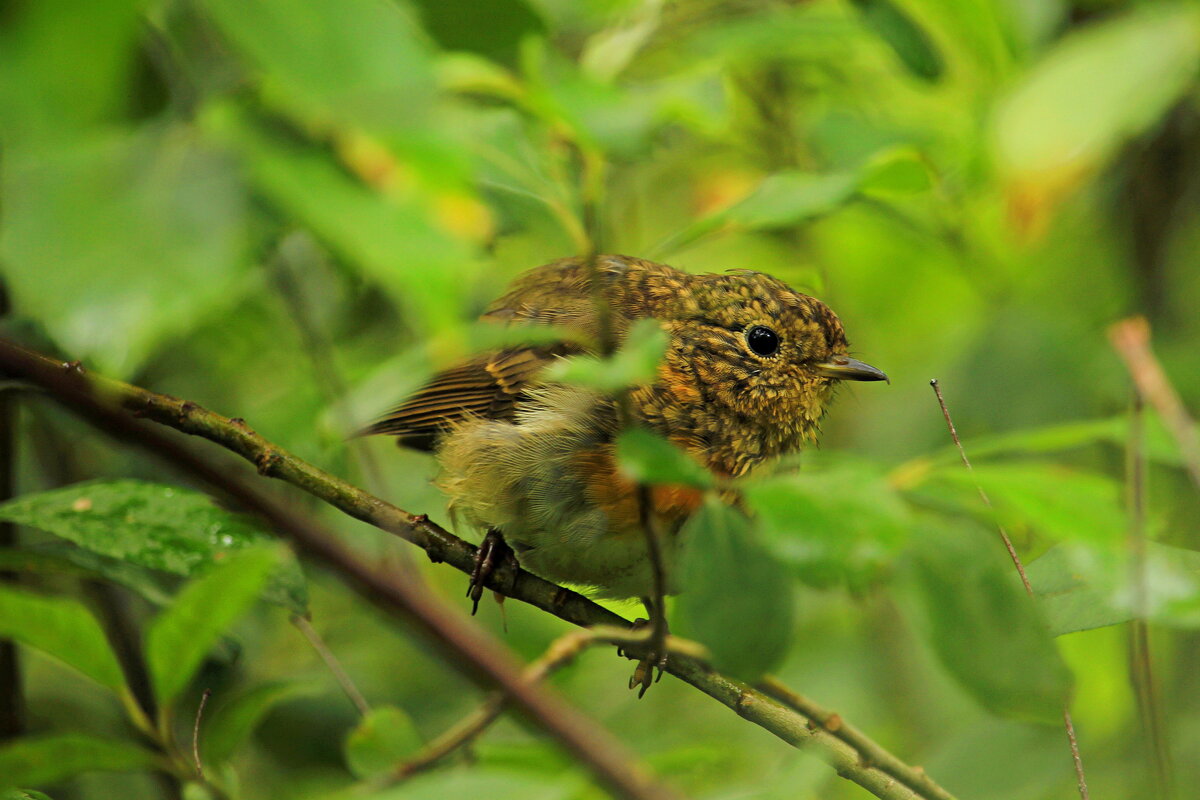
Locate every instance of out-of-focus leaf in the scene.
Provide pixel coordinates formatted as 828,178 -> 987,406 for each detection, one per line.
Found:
146,546 -> 281,708
344,705 -> 423,780
859,147 -> 933,196
581,1 -> 662,82
411,0 -> 545,66
200,0 -> 435,135
916,463 -> 1124,544
0,128 -> 249,377
0,480 -> 308,614
676,499 -> 794,679
745,462 -> 912,589
993,7 -> 1200,228
0,544 -> 174,607
355,767 -> 576,800
0,0 -> 141,142
616,428 -> 713,490
1029,542 -> 1200,635
543,318 -> 667,392
935,413 -> 1187,467
203,681 -> 319,765
655,171 -> 858,256
204,105 -> 476,340
849,0 -> 944,82
911,526 -> 1072,724
2,790 -> 55,800
0,735 -> 158,787
0,586 -> 125,692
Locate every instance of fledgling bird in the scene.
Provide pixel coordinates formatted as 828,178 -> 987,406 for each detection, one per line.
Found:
368,255 -> 886,608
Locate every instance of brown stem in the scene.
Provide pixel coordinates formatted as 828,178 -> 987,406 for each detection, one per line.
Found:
0,338 -> 955,800
929,379 -> 1090,800
291,614 -> 370,718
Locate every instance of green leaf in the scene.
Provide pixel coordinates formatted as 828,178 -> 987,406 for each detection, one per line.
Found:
675,499 -> 794,679
0,545 -> 174,607
203,105 -> 475,340
344,705 -> 423,780
200,0 -> 435,135
993,7 -> 1200,206
0,480 -> 308,614
0,734 -> 158,786
920,463 -> 1124,545
911,527 -> 1072,724
616,428 -> 713,490
859,147 -> 933,196
0,128 -> 249,377
146,546 -> 281,708
1029,543 -> 1200,635
412,0 -> 543,66
543,318 -> 667,392
745,461 -> 912,589
2,790 -> 55,800
0,585 -> 125,692
202,680 -> 319,765
849,0 -> 944,82
654,170 -> 859,256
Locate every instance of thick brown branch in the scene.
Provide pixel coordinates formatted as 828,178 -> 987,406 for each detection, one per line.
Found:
0,339 -> 954,800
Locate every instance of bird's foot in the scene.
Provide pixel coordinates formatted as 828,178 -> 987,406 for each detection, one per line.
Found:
467,529 -> 516,615
621,599 -> 668,698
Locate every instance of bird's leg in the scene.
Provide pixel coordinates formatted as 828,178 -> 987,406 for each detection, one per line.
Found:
625,595 -> 668,698
467,528 -> 516,615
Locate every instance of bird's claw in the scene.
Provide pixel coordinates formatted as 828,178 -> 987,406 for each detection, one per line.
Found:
623,615 -> 668,698
467,529 -> 515,615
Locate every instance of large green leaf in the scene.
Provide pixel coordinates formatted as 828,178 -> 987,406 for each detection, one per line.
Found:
203,681 -> 319,765
993,7 -> 1200,213
0,585 -> 126,692
0,734 -> 158,787
675,499 -> 794,679
0,127 -> 250,377
1029,542 -> 1200,635
911,527 -> 1073,724
917,462 -> 1124,545
344,705 -> 423,780
616,428 -> 713,490
745,460 -> 911,589
200,0 -> 435,135
0,480 -> 307,614
0,544 -> 174,607
145,546 -> 281,707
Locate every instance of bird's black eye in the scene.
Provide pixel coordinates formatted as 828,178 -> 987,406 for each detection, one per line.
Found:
746,325 -> 780,357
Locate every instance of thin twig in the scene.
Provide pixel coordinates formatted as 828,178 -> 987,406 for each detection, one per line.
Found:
291,615 -> 371,718
1109,316 -> 1200,490
758,677 -> 954,800
1126,390 -> 1173,797
0,339 -> 678,800
0,338 -> 955,800
193,688 -> 212,780
929,379 -> 1090,800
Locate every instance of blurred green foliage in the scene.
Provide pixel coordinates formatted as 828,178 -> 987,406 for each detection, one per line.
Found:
2,0 -> 1200,798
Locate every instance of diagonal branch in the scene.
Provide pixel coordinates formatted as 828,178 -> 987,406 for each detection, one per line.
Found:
0,338 -> 955,800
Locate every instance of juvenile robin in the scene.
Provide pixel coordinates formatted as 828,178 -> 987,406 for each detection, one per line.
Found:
368,255 -> 885,674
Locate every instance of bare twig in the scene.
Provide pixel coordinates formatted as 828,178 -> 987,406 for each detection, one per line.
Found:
193,688 -> 212,780
0,338 -> 678,800
929,379 -> 1090,800
1126,391 -> 1173,797
291,615 -> 371,718
0,338 -> 955,800
1109,316 -> 1200,490
758,677 -> 954,800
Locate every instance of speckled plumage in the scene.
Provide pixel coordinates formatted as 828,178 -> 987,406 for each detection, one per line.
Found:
371,255 -> 881,599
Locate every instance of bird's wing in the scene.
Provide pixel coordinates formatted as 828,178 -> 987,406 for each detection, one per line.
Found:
363,345 -> 571,451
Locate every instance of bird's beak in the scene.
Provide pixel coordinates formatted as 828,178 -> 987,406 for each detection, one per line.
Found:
816,356 -> 889,383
